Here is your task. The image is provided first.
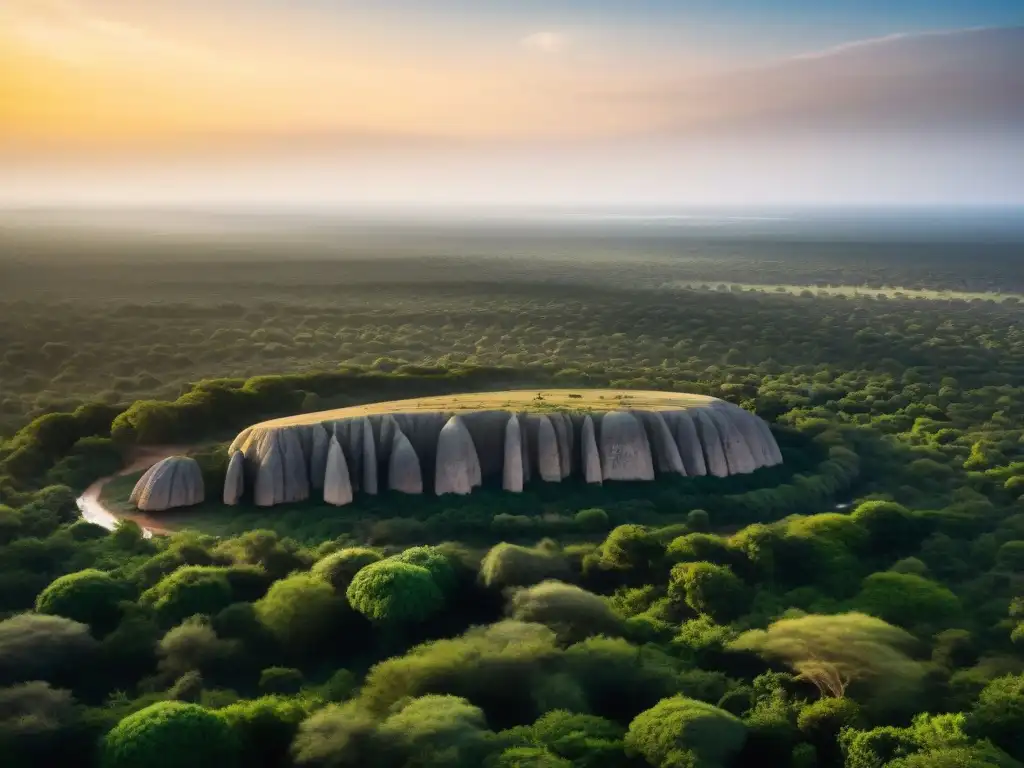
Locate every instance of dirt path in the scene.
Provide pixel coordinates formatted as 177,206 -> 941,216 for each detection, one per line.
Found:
77,445 -> 193,537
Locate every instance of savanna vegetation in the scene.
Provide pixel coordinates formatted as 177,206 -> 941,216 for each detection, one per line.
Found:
0,216 -> 1022,768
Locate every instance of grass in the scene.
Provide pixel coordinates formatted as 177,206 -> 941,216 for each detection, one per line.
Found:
254,389 -> 717,428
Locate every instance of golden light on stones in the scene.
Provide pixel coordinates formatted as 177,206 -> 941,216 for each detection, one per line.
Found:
210,390 -> 784,510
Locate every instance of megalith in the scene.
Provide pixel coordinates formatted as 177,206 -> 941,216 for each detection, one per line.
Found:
309,423 -> 330,489
693,410 -> 729,478
131,456 -> 205,512
644,411 -> 686,475
536,415 -> 562,482
503,414 -> 525,492
665,410 -> 707,477
581,415 -> 602,484
435,415 -> 482,495
360,416 -> 378,495
388,426 -> 423,494
599,411 -> 655,481
323,435 -> 353,506
223,450 -> 245,506
707,407 -> 758,475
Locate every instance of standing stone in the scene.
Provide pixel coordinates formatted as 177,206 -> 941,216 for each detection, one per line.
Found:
519,413 -> 532,484
599,411 -> 655,481
503,415 -> 524,492
361,416 -> 378,495
223,450 -> 245,506
552,413 -> 572,478
753,415 -> 784,465
254,436 -> 284,507
309,424 -> 330,490
388,426 -> 423,494
581,415 -> 602,484
693,409 -> 729,478
131,456 -> 205,512
536,415 -> 562,482
435,415 -> 482,495
720,405 -> 773,468
666,411 -> 707,477
645,412 -> 686,475
707,407 -> 757,475
324,435 -> 353,506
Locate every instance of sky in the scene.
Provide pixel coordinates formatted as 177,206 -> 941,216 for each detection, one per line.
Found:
2,0 -> 1023,207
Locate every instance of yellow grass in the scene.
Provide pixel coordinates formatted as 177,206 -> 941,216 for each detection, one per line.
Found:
254,389 -> 717,428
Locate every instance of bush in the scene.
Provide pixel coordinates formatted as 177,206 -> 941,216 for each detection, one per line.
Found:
480,543 -> 571,589
508,581 -> 621,643
0,612 -> 97,685
254,574 -> 343,654
35,568 -> 129,632
220,696 -> 309,768
259,667 -> 304,695
625,696 -> 747,768
575,508 -> 610,531
310,548 -> 381,592
100,701 -> 239,768
853,571 -> 961,632
668,562 -> 748,623
140,567 -> 234,625
346,560 -> 444,625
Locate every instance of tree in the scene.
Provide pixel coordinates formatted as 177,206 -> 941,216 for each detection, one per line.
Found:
346,560 -> 444,625
966,673 -> 1024,761
0,681 -> 89,768
625,696 -> 747,768
590,525 -> 662,578
157,617 -> 234,678
35,569 -> 129,633
0,613 -> 97,686
853,571 -> 961,632
100,701 -> 239,768
507,581 -> 621,643
490,747 -> 572,767
851,500 -> 921,555
797,697 -> 863,766
729,613 -> 925,700
480,544 -> 571,590
394,546 -> 457,593
524,709 -> 627,767
254,574 -> 343,654
291,701 -> 380,767
668,562 -> 748,623
311,548 -> 381,592
140,567 -> 234,625
377,694 -> 493,768
220,695 -> 309,768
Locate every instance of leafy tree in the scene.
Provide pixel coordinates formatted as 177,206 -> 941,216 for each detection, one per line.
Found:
966,673 -> 1024,761
157,617 -> 234,678
220,695 -> 309,768
346,560 -> 444,625
100,701 -> 239,768
796,696 -> 863,765
575,508 -> 610,532
377,694 -> 493,768
254,574 -> 343,654
853,571 -> 961,632
668,562 -> 748,623
730,613 -> 925,699
481,543 -> 571,589
0,612 -> 97,686
851,500 -> 922,555
625,696 -> 747,768
310,548 -> 381,592
35,568 -> 129,632
507,581 -> 620,643
394,546 -> 457,593
140,567 -> 234,625
524,709 -> 627,767
258,667 -> 304,695
291,701 -> 380,767
490,746 -> 573,767
0,681 -> 90,768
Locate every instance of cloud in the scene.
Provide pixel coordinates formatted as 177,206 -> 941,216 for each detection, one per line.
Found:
521,31 -> 565,53
601,26 -> 1024,138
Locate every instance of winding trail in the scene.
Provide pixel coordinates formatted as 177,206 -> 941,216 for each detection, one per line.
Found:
76,446 -> 192,537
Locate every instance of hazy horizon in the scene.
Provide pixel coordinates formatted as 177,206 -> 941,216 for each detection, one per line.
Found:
3,1 -> 1022,206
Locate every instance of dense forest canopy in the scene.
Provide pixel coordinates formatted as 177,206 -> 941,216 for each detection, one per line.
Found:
0,217 -> 1022,768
